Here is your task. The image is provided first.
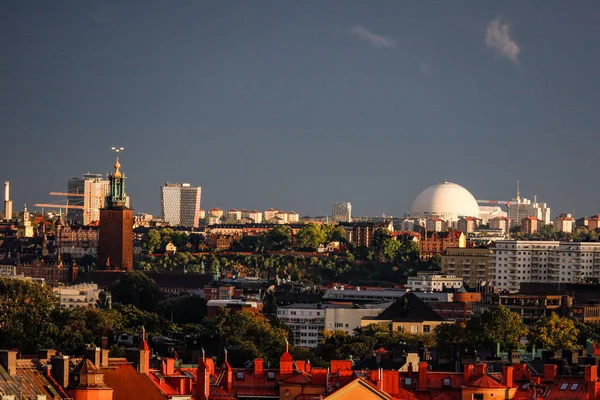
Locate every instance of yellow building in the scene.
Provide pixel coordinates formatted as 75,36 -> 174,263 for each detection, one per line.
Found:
361,292 -> 448,334
441,247 -> 492,288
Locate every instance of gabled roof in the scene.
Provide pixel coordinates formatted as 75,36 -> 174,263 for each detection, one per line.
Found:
374,292 -> 444,322
102,360 -> 165,400
323,377 -> 392,399
466,375 -> 505,388
72,358 -> 101,375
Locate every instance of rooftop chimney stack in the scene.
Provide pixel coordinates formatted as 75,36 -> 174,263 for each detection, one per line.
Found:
51,355 -> 70,388
0,350 -> 17,376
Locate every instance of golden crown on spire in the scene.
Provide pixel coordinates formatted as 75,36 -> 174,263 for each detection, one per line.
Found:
113,157 -> 123,178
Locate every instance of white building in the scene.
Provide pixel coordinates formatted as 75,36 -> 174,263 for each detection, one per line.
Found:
287,211 -> 299,223
247,210 -> 263,223
410,182 -> 479,222
277,303 -> 389,347
226,209 -> 242,221
491,240 -> 600,292
322,287 -> 454,303
332,202 -> 352,223
263,208 -> 279,222
68,173 -> 113,225
406,273 -> 464,292
161,183 -> 202,228
507,196 -> 551,227
53,283 -> 102,308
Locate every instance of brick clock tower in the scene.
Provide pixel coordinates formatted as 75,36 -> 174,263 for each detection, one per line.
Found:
98,157 -> 133,271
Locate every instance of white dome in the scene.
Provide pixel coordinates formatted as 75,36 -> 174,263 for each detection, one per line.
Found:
410,182 -> 479,221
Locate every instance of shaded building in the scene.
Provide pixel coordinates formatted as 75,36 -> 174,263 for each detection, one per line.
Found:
161,183 -> 202,228
97,158 -> 133,271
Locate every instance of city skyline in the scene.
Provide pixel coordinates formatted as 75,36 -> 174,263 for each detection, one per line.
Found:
1,2 -> 600,217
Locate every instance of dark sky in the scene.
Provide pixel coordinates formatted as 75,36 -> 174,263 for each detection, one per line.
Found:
2,1 -> 600,218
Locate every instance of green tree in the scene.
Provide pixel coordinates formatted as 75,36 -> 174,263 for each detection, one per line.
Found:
142,229 -> 162,253
296,223 -> 327,250
466,306 -> 527,353
199,309 -> 288,365
528,313 -> 579,351
54,307 -> 124,354
430,254 -> 442,270
381,237 -> 401,262
262,291 -> 278,315
111,271 -> 163,311
156,295 -> 207,324
434,321 -> 467,348
0,277 -> 59,353
114,304 -> 174,335
264,225 -> 292,250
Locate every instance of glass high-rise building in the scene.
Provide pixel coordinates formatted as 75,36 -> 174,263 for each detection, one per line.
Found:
332,202 -> 352,223
161,183 -> 202,228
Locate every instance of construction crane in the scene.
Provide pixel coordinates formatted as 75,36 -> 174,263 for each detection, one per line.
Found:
477,199 -> 517,206
49,192 -> 84,197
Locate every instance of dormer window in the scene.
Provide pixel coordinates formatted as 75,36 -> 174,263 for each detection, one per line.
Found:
236,372 -> 244,380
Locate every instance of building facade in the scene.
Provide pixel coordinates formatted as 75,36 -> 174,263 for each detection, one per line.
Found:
331,202 -> 352,223
98,158 -> 133,271
441,247 -> 493,288
490,240 -> 600,292
68,173 -> 112,226
553,213 -> 575,233
160,183 -> 202,228
405,272 -> 464,292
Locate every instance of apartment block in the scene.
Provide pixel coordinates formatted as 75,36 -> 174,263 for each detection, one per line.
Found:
441,247 -> 493,287
554,213 -> 575,233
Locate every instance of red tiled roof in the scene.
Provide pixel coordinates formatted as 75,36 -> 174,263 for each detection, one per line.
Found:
102,360 -> 165,400
467,375 -> 505,388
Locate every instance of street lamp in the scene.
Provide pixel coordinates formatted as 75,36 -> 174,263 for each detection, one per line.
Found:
111,146 -> 124,153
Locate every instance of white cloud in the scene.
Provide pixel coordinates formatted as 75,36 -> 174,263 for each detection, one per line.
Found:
349,25 -> 398,50
485,17 -> 520,65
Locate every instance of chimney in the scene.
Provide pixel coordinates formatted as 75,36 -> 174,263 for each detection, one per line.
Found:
125,342 -> 150,375
164,358 -> 175,375
502,366 -> 514,387
86,347 -> 101,368
51,355 -> 70,388
254,358 -> 264,375
474,363 -> 486,378
464,364 -> 474,383
225,362 -> 233,392
407,363 -> 413,377
543,364 -> 557,382
589,381 -> 600,400
101,349 -> 110,368
418,362 -> 428,391
586,365 -> 598,383
0,350 -> 17,376
101,337 -> 109,349
197,358 -> 210,400
37,349 -> 57,361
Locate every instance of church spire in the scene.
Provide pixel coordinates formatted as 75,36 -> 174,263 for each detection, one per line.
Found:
106,155 -> 127,209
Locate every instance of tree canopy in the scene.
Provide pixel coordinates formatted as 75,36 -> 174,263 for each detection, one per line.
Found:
466,306 -> 527,352
528,312 -> 579,351
111,271 -> 163,311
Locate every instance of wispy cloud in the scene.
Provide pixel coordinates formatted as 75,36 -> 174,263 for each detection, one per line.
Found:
485,17 -> 520,65
349,25 -> 398,50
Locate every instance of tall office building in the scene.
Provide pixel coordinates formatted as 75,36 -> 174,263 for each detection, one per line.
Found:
68,173 -> 112,225
3,181 -> 12,221
98,157 -> 133,271
332,202 -> 352,223
161,183 -> 202,228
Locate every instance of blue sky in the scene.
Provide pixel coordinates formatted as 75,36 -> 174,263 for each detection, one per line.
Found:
1,1 -> 600,217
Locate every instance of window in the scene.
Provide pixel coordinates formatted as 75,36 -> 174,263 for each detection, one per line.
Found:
443,378 -> 451,387
267,371 -> 276,380
560,383 -> 569,390
571,384 -> 579,390
473,394 -> 484,400
404,378 -> 412,385
411,325 -> 419,333
423,325 -> 431,333
237,372 -> 245,380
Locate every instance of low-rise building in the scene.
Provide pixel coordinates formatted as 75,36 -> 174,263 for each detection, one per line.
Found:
521,216 -> 543,234
206,299 -> 261,318
405,272 -> 463,292
457,217 -> 479,233
53,283 -> 102,308
361,292 -> 447,334
339,221 -> 394,247
278,302 -> 389,347
554,213 -> 575,233
489,217 -> 511,234
419,230 -> 466,259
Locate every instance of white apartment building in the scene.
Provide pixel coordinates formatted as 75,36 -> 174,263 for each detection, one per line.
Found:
507,196 -> 551,227
68,173 -> 111,225
247,210 -> 263,223
277,303 -> 389,347
406,273 -> 464,292
226,209 -> 242,221
263,208 -> 279,222
426,218 -> 446,232
332,202 -> 352,223
491,240 -> 600,292
287,211 -> 299,223
53,283 -> 102,308
161,183 -> 202,228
